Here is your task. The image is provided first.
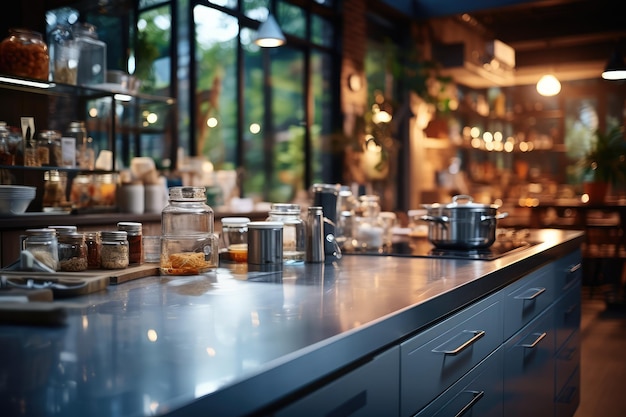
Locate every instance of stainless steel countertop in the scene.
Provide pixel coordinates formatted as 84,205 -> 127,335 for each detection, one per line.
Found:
0,229 -> 584,417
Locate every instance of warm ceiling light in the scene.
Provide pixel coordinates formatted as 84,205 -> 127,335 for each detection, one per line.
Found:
601,50 -> 626,80
253,14 -> 285,48
536,74 -> 561,96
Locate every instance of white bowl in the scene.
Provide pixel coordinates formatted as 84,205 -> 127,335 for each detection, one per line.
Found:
0,196 -> 34,214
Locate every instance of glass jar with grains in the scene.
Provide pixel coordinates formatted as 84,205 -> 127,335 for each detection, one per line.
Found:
160,186 -> 218,275
0,28 -> 49,80
100,230 -> 129,269
58,232 -> 87,272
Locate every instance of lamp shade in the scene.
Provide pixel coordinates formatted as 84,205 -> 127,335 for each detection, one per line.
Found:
536,74 -> 561,96
602,50 -> 626,80
253,14 -> 285,48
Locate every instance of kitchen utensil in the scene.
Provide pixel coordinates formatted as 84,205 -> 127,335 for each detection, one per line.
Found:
421,195 -> 508,249
5,276 -> 88,298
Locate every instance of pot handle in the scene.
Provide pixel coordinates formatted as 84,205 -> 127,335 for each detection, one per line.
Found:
420,214 -> 449,225
480,212 -> 509,222
452,195 -> 473,204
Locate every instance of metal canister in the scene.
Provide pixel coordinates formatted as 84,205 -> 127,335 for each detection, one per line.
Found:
247,221 -> 283,266
306,206 -> 325,263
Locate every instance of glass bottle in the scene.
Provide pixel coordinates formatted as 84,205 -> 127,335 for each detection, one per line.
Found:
23,228 -> 59,271
117,221 -> 143,265
0,28 -> 49,80
100,230 -> 129,269
66,121 -> 94,170
267,203 -> 306,263
160,186 -> 218,275
58,232 -> 88,272
74,23 -> 106,85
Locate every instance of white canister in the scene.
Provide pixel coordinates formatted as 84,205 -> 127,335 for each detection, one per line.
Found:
144,183 -> 166,213
118,182 -> 145,214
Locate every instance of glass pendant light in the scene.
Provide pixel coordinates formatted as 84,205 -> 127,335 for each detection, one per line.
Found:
601,50 -> 626,80
536,74 -> 561,96
253,14 -> 285,48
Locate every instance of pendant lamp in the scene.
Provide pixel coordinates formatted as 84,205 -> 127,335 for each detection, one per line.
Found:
253,14 -> 285,48
601,49 -> 626,80
536,74 -> 561,96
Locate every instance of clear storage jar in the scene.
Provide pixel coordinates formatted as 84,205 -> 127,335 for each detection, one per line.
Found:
84,231 -> 101,269
220,217 -> 250,262
0,28 -> 49,81
160,186 -> 218,275
37,130 -> 62,167
23,228 -> 59,271
74,23 -> 106,85
100,230 -> 129,269
267,203 -> 305,263
117,221 -> 143,265
353,195 -> 385,252
58,232 -> 87,272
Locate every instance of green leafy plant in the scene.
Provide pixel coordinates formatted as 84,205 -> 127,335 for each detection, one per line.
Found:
581,125 -> 626,185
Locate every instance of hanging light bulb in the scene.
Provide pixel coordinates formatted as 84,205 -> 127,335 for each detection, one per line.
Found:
253,14 -> 285,48
536,74 -> 561,96
601,49 -> 626,80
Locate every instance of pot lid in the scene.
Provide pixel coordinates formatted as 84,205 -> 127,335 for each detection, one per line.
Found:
423,195 -> 500,210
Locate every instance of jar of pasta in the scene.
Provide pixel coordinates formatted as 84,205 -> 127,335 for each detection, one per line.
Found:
0,28 -> 49,80
160,186 -> 218,275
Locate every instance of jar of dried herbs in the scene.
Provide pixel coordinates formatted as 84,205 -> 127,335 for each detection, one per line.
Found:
100,230 -> 129,269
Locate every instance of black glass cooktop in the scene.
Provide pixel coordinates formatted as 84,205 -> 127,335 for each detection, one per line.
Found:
346,234 -> 538,261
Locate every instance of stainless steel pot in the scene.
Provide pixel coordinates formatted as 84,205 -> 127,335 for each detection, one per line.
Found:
420,195 -> 508,249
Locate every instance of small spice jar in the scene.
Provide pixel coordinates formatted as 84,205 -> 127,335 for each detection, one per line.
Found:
58,232 -> 88,272
0,28 -> 50,80
37,130 -> 62,167
117,221 -> 143,265
23,228 -> 59,271
220,217 -> 249,262
84,231 -> 101,269
100,230 -> 129,269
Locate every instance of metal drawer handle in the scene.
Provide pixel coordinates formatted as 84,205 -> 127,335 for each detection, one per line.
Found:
514,287 -> 546,300
432,330 -> 485,355
521,332 -> 547,348
568,263 -> 581,274
455,390 -> 485,417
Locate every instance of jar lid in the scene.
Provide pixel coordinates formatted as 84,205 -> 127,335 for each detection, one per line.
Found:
247,221 -> 283,229
311,183 -> 339,195
59,232 -> 85,243
221,217 -> 250,226
25,228 -> 56,236
48,225 -> 77,234
117,222 -> 142,233
168,186 -> 206,200
101,230 -> 127,241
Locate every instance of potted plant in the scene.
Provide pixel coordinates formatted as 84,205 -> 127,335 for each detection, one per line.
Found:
581,125 -> 626,203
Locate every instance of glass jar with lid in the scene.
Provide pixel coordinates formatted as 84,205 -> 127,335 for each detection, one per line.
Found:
117,221 -> 143,265
43,170 -> 69,212
0,28 -> 49,80
37,130 -> 62,167
353,195 -> 385,252
23,228 -> 59,271
74,23 -> 106,85
100,230 -> 129,269
160,186 -> 218,275
267,203 -> 306,263
220,217 -> 250,262
58,232 -> 88,272
84,231 -> 101,269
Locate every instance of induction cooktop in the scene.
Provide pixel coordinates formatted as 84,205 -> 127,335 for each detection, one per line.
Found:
345,231 -> 539,261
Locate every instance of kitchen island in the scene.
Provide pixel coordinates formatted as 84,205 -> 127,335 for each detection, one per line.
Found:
0,229 -> 584,417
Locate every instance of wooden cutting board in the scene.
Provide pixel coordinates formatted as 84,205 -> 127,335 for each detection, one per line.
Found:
105,263 -> 160,284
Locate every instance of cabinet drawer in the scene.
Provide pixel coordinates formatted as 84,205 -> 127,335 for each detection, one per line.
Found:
275,346 -> 400,417
415,346 -> 503,417
503,263 -> 555,339
554,282 -> 581,350
400,292 -> 502,416
556,367 -> 580,417
556,329 -> 580,398
503,307 -> 556,417
554,249 -> 582,293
